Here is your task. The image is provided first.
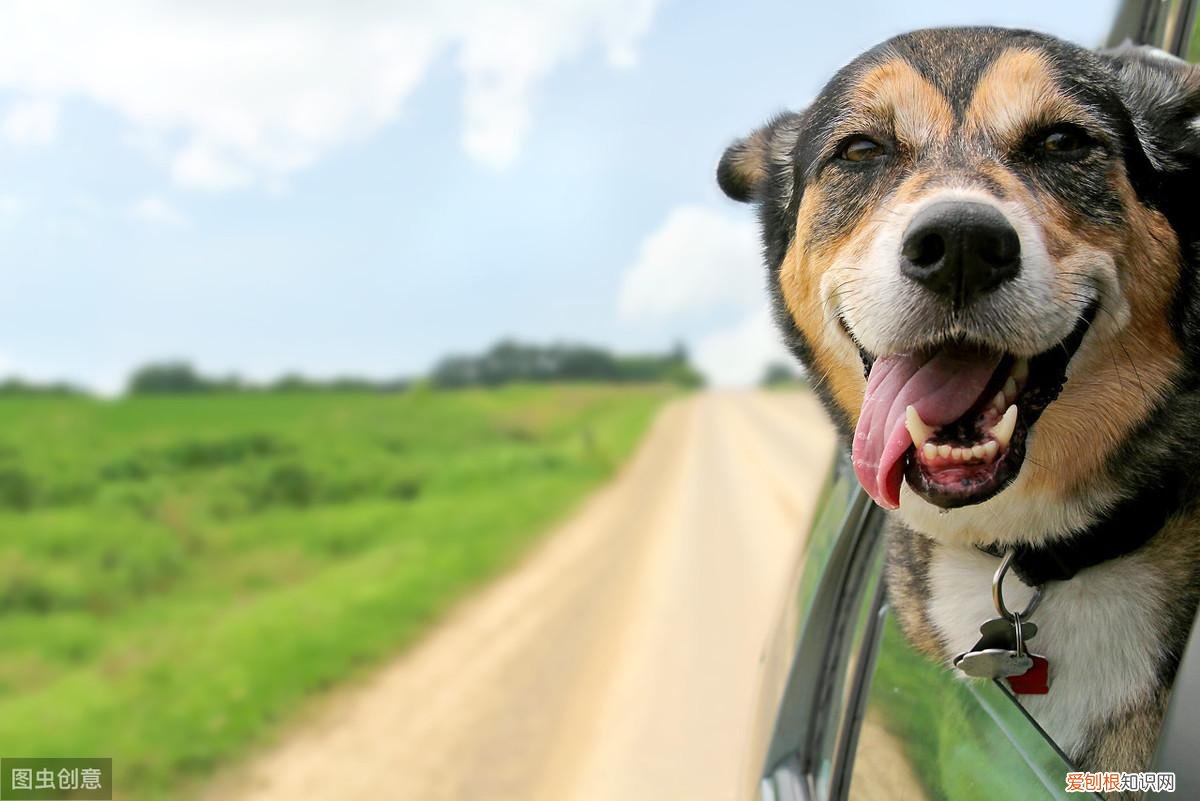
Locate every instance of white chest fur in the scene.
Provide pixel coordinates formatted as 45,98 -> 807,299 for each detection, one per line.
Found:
926,544 -> 1166,758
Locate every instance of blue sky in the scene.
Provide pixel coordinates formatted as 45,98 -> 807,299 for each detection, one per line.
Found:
0,0 -> 1115,393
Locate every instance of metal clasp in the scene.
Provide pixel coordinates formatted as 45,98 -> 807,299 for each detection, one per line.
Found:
992,550 -> 1044,622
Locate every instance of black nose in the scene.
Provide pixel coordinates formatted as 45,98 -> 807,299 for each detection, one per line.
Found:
900,201 -> 1020,307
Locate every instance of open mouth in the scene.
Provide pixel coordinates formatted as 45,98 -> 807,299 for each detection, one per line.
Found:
850,304 -> 1096,510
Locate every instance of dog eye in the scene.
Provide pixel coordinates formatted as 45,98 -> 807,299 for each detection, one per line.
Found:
839,136 -> 885,162
1036,126 -> 1091,155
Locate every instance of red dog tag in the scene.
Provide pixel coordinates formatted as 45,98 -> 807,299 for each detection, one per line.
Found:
1006,654 -> 1050,694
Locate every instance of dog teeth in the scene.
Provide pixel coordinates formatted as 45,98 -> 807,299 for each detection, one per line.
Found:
905,405 -> 934,448
1013,357 -> 1029,384
991,391 -> 1006,412
990,404 -> 1018,448
922,438 -> 1002,465
1003,377 -> 1018,401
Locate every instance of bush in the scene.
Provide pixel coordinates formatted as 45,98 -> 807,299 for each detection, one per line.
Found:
0,467 -> 35,510
127,362 -> 241,395
246,464 -> 315,509
163,434 -> 283,470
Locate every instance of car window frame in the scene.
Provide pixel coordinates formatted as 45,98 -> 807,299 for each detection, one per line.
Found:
1147,2 -> 1200,797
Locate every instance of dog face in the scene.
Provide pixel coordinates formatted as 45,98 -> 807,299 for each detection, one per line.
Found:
720,28 -> 1200,541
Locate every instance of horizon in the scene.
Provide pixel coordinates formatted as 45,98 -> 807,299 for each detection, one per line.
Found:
3,337 -> 715,397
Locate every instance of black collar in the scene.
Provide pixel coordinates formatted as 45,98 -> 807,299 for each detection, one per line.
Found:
976,481 -> 1172,586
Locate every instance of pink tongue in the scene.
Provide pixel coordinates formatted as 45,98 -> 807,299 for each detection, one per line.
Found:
852,350 -> 1002,509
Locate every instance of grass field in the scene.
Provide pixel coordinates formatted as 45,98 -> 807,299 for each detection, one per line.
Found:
0,383 -> 673,800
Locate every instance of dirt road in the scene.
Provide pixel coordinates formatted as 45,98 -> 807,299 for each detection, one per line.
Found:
208,391 -> 836,801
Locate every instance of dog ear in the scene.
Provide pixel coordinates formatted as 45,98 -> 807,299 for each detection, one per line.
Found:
717,111 -> 804,203
1105,44 -> 1200,173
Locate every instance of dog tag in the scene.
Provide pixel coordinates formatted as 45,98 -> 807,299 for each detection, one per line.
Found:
1007,655 -> 1051,694
954,616 -> 1035,662
977,616 -> 1037,644
955,648 -> 1034,678
953,616 -> 1039,680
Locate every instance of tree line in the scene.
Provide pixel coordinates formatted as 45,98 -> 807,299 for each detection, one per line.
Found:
0,340 -> 705,397
123,362 -> 412,395
428,340 -> 702,389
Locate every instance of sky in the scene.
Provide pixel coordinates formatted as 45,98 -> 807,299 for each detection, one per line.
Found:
0,0 -> 1117,393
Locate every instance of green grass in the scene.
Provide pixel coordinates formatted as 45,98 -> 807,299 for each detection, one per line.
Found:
0,383 -> 673,800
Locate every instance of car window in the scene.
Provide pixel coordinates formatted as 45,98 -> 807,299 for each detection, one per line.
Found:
846,611 -> 1099,801
758,461 -> 1099,801
809,545 -> 885,801
757,457 -> 886,801
1187,2 -> 1200,60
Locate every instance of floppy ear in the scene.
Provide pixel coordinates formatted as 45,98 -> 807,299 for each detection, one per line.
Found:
717,111 -> 804,203
1104,44 -> 1200,173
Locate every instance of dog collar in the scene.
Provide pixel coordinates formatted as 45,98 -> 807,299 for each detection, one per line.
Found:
976,482 -> 1169,585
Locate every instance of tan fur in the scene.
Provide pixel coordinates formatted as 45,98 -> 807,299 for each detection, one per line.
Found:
966,49 -> 1090,146
728,128 -> 771,194
882,526 -> 944,657
836,57 -> 954,152
1021,176 -> 1181,501
780,185 -> 866,420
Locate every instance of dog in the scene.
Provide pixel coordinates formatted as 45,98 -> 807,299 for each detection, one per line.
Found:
718,26 -> 1200,797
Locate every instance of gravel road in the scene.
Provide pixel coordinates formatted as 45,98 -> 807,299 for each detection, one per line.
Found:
206,390 -> 836,801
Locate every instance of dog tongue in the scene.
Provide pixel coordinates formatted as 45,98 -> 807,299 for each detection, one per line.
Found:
852,349 -> 1002,509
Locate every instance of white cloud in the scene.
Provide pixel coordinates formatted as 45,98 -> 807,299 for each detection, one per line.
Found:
693,305 -> 792,387
618,203 -> 797,387
130,194 -> 185,227
618,205 -> 761,318
456,0 -> 656,167
0,1 -> 659,189
0,97 -> 58,145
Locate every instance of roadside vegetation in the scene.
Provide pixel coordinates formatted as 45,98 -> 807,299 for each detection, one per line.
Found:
760,361 -> 808,390
0,382 -> 674,800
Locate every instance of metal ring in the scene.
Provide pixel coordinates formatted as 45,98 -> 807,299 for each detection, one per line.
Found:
1023,586 -> 1045,619
992,550 -> 1044,622
1013,612 -> 1025,657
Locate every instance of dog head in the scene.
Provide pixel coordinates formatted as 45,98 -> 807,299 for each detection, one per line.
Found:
720,28 -> 1200,544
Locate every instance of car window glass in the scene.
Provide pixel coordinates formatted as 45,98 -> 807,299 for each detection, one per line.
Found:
846,612 -> 1097,801
794,460 -> 863,630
